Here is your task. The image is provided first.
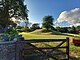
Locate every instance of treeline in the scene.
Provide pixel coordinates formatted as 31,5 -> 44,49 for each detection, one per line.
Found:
55,26 -> 80,34
16,23 -> 41,32
16,25 -> 80,34
16,15 -> 80,34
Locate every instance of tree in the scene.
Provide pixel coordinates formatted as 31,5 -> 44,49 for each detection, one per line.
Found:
71,26 -> 76,34
76,26 -> 80,31
76,26 -> 80,34
30,23 -> 40,31
42,16 -> 54,31
0,0 -> 28,27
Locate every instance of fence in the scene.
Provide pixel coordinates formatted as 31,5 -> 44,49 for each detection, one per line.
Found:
19,37 -> 69,60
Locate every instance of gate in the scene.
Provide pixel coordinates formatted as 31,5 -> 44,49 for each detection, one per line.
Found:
19,37 -> 69,60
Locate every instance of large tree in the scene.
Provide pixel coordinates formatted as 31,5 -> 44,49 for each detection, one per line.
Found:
42,16 -> 54,31
0,0 -> 28,27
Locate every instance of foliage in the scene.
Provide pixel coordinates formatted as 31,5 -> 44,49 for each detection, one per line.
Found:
75,26 -> 80,34
17,26 -> 31,32
0,25 -> 2,29
0,0 -> 28,27
67,27 -> 73,33
56,27 -> 68,33
5,28 -> 18,35
30,23 -> 40,31
4,27 -> 18,38
42,16 -> 54,31
40,28 -> 48,32
71,26 -> 76,34
21,27 -> 31,32
56,26 -> 77,34
25,27 -> 31,32
76,26 -> 80,31
0,27 -> 19,41
17,26 -> 24,29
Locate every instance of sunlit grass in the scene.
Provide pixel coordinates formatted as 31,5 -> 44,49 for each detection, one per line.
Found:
20,32 -> 67,39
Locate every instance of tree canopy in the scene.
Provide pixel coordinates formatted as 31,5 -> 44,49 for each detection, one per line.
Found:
0,0 -> 28,27
42,16 -> 54,31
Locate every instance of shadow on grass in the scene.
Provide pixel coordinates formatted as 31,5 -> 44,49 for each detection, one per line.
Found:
51,31 -> 80,38
69,56 -> 79,60
23,49 -> 79,60
23,43 -> 80,60
44,43 -> 80,60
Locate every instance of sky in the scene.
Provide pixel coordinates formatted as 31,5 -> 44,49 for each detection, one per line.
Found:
24,0 -> 80,27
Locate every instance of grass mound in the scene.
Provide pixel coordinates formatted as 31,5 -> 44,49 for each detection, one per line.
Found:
30,29 -> 62,35
30,29 -> 52,35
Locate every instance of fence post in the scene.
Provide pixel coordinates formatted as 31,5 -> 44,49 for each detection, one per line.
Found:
15,37 -> 24,60
66,37 -> 69,60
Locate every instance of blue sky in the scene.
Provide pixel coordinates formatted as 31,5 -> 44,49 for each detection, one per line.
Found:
24,0 -> 80,27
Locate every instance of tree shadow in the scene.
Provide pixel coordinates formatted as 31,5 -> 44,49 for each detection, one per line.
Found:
69,56 -> 79,60
42,43 -> 79,60
23,42 -> 80,60
51,31 -> 80,38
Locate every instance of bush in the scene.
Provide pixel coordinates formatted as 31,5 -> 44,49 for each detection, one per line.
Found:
24,27 -> 31,32
40,28 -> 48,32
30,23 -> 40,31
17,27 -> 31,32
16,26 -> 24,29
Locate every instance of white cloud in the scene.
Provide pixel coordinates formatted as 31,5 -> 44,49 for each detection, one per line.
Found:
57,8 -> 80,25
70,23 -> 80,27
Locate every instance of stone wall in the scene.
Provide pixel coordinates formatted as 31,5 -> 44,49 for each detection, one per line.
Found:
0,40 -> 17,60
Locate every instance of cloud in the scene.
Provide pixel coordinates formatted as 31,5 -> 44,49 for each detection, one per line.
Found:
57,8 -> 80,25
70,23 -> 80,27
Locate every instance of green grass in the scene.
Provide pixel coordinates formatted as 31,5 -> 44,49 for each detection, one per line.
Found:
19,29 -> 80,59
20,32 -> 67,39
20,29 -> 80,40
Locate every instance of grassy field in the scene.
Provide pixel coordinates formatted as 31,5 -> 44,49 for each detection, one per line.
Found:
20,29 -> 80,60
20,32 -> 67,39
